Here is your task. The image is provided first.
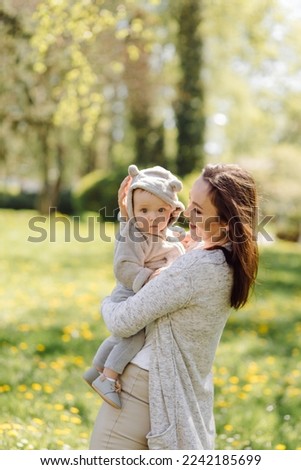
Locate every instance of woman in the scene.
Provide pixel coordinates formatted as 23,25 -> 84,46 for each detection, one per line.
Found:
89,163 -> 259,450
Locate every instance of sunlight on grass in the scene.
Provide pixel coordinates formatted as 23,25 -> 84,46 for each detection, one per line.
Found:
1,210 -> 300,449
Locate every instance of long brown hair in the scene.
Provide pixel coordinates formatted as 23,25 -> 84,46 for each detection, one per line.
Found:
202,164 -> 259,309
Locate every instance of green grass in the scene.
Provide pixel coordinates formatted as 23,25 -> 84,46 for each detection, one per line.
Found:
1,209 -> 300,450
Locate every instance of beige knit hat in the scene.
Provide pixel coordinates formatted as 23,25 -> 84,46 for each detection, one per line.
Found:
126,164 -> 185,225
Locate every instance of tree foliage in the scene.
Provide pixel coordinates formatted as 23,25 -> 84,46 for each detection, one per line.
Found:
1,0 -> 301,226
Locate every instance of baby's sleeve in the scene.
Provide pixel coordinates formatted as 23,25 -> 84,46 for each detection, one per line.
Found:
114,221 -> 153,292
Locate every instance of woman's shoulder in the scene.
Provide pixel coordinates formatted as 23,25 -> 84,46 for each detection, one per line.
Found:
181,244 -> 229,266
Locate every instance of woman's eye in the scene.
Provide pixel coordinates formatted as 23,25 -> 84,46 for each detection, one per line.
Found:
158,208 -> 165,213
141,208 -> 147,213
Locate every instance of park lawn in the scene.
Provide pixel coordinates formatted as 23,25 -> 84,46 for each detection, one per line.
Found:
0,209 -> 300,450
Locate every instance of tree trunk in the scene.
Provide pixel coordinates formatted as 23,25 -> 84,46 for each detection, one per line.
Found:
174,0 -> 205,176
37,126 -> 63,214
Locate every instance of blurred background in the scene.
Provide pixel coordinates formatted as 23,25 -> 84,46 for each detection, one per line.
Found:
0,0 -> 301,239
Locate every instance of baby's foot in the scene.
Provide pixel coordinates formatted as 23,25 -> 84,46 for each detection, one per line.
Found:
92,374 -> 122,409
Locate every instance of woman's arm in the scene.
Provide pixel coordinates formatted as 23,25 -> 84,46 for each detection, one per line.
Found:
101,260 -> 193,337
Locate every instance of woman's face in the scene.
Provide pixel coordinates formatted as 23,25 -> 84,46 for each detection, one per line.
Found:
184,176 -> 227,247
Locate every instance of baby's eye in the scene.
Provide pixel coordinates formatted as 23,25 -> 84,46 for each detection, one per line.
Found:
158,208 -> 166,213
141,208 -> 147,213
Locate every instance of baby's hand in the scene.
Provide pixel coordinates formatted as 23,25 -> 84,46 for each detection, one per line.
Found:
181,231 -> 192,248
148,267 -> 167,281
181,231 -> 199,251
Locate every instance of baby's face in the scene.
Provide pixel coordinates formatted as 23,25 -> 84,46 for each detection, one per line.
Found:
133,189 -> 173,235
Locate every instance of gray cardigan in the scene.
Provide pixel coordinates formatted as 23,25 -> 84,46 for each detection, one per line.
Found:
101,247 -> 233,450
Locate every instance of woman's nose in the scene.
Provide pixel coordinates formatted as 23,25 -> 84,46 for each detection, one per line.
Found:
183,204 -> 192,219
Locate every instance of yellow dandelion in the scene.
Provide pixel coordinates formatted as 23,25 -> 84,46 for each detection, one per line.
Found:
61,334 -> 71,342
38,361 -> 47,369
216,400 -> 230,408
229,376 -> 239,384
81,329 -> 93,340
247,362 -> 259,373
224,424 -> 233,432
32,418 -> 44,426
43,384 -> 54,394
54,404 -> 64,411
275,444 -> 286,450
73,356 -> 84,366
258,324 -> 269,334
50,361 -> 62,370
19,342 -> 28,350
214,377 -> 225,387
60,414 -> 70,422
238,392 -> 248,400
54,428 -> 70,436
70,407 -> 79,414
0,384 -> 11,393
266,356 -> 276,365
127,45 -> 140,61
115,28 -> 129,40
70,416 -> 81,424
25,392 -> 34,400
36,344 -> 45,352
17,384 -> 27,393
287,387 -> 300,397
248,374 -> 267,384
0,423 -> 12,430
32,383 -> 42,391
65,393 -> 74,401
7,430 -> 18,437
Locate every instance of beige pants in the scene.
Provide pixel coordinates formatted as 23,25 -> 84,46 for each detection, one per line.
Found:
89,363 -> 150,450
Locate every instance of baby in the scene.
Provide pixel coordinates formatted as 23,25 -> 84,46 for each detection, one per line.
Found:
83,164 -> 186,408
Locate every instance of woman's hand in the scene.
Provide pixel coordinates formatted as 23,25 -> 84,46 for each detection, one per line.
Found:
118,175 -> 132,220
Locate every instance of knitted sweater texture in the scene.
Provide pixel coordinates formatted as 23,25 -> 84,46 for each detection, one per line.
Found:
101,247 -> 233,450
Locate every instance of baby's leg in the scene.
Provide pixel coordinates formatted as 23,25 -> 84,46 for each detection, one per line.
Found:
104,329 -> 145,375
93,330 -> 145,409
92,336 -> 121,372
83,336 -> 121,386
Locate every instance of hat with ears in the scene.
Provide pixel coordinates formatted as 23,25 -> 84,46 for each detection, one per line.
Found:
126,164 -> 185,225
